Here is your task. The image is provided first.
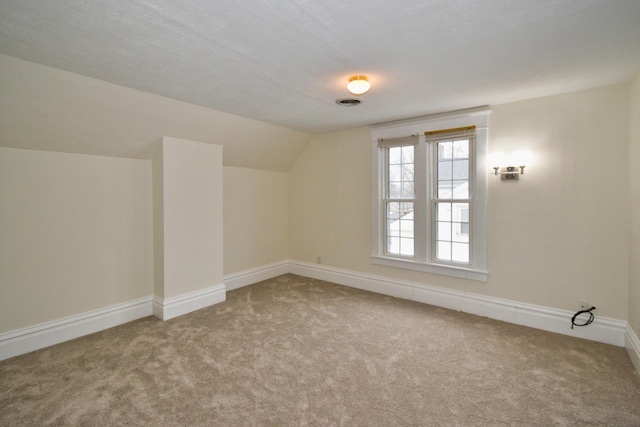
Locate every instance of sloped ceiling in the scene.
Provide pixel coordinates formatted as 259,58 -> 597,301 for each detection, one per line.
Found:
0,55 -> 311,171
1,0 -> 640,167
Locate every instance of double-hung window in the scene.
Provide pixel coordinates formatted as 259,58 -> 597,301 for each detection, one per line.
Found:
371,109 -> 489,281
429,127 -> 474,264
383,138 -> 417,258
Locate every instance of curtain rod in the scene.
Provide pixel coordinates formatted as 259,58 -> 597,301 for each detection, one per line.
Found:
424,126 -> 476,137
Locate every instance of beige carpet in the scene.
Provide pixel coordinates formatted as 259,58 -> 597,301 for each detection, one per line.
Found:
1,274 -> 639,426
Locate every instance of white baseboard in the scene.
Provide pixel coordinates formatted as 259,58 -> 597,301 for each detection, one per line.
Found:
0,296 -> 153,362
2,260 -> 633,369
626,323 -> 640,375
153,283 -> 226,321
288,260 -> 627,347
1,283 -> 227,361
224,261 -> 290,291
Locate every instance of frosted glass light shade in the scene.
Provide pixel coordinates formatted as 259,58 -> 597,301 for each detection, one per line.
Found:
347,75 -> 370,95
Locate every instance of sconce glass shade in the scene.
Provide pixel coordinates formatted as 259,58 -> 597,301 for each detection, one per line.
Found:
347,75 -> 370,95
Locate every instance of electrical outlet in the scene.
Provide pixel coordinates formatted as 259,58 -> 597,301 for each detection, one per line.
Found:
317,256 -> 322,265
579,299 -> 588,309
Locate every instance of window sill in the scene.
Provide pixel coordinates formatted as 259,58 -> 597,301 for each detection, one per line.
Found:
371,255 -> 488,282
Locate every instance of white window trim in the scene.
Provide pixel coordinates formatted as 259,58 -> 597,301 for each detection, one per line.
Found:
371,107 -> 489,282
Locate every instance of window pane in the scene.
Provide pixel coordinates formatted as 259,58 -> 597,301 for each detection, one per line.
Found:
437,202 -> 451,222
389,182 -> 401,199
401,146 -> 414,163
437,139 -> 470,199
435,202 -> 470,264
402,164 -> 414,198
389,147 -> 402,164
438,141 -> 452,160
452,160 -> 468,180
402,163 -> 414,181
436,241 -> 451,261
451,180 -> 468,199
438,161 -> 452,181
438,145 -> 469,198
460,223 -> 470,234
452,203 -> 469,243
399,238 -> 414,256
438,181 -> 452,199
389,164 -> 401,181
437,221 -> 452,241
460,207 -> 470,235
452,225 -> 470,243
452,243 -> 469,263
387,146 -> 414,200
452,203 -> 468,221
386,202 -> 414,256
453,139 -> 469,159
386,202 -> 401,221
387,219 -> 399,237
460,208 -> 470,222
402,182 -> 414,199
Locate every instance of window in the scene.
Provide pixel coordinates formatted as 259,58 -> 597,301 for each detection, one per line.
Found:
385,144 -> 415,257
431,129 -> 472,264
371,109 -> 489,281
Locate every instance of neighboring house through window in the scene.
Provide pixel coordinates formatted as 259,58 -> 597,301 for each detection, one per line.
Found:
371,108 -> 489,281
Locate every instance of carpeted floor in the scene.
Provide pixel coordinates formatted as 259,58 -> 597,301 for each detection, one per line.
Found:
1,274 -> 639,426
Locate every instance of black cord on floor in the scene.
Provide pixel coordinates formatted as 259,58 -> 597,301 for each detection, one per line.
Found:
571,306 -> 596,329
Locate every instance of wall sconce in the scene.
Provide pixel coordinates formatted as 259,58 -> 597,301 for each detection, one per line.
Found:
493,165 -> 525,180
490,150 -> 532,180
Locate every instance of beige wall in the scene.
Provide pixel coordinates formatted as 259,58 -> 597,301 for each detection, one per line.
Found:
629,72 -> 640,337
0,148 -> 153,332
1,72 -> 635,338
152,142 -> 165,298
289,127 -> 374,272
153,137 -> 223,299
289,84 -> 630,319
223,167 -> 289,274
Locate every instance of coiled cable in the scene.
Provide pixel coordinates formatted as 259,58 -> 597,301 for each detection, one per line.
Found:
571,306 -> 595,329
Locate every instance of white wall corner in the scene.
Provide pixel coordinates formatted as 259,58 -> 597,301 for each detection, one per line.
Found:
0,296 -> 153,362
224,261 -> 290,291
625,323 -> 640,375
152,284 -> 226,321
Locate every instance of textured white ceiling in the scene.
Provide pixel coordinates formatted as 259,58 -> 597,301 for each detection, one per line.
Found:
1,0 -> 640,135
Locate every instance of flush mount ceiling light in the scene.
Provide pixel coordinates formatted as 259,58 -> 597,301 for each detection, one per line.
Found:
347,75 -> 370,95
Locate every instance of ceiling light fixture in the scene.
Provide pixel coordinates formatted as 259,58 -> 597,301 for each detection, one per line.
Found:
347,75 -> 370,95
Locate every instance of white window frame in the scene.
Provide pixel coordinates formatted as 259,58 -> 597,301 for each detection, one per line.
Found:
371,108 -> 489,282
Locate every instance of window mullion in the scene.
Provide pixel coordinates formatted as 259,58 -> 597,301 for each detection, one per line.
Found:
413,135 -> 428,262
427,139 -> 437,263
